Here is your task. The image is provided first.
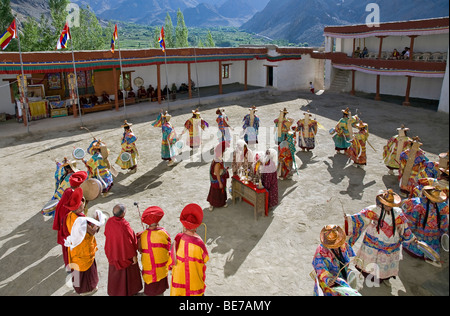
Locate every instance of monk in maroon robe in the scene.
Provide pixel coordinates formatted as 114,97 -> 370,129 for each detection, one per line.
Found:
52,171 -> 87,270
104,204 -> 143,296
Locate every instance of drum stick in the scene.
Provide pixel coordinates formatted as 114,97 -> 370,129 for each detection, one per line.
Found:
133,202 -> 145,230
80,126 -> 96,139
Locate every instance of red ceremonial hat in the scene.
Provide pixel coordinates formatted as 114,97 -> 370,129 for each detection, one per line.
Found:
142,206 -> 164,225
69,171 -> 88,188
64,187 -> 84,211
180,203 -> 203,230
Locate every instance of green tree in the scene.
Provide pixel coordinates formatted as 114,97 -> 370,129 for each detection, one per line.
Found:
20,14 -> 53,52
49,0 -> 69,33
206,30 -> 215,47
71,5 -> 106,50
175,9 -> 188,48
164,12 -> 174,49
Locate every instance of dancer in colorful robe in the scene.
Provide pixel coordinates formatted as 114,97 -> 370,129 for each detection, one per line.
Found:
242,106 -> 260,145
402,185 -> 448,266
382,125 -> 412,175
169,203 -> 209,296
346,121 -> 369,168
295,111 -> 318,151
398,136 -> 430,196
312,225 -> 360,296
332,107 -> 359,154
207,142 -> 230,211
183,109 -> 209,149
53,171 -> 87,270
115,120 -> 138,173
104,204 -> 142,296
278,131 -> 296,180
152,111 -> 178,166
274,108 -> 294,144
216,108 -> 232,144
344,189 -> 417,282
85,139 -> 113,193
138,206 -> 171,296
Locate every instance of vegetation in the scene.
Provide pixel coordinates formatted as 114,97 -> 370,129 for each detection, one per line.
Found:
1,0 -> 301,52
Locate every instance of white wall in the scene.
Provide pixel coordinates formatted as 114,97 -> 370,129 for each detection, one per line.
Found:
0,75 -> 16,115
438,49 -> 449,113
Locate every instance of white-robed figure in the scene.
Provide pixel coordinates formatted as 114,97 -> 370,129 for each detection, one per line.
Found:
242,106 -> 260,145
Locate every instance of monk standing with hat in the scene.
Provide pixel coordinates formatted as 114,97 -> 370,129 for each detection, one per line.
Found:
138,206 -> 171,296
104,204 -> 143,296
62,187 -> 100,295
53,171 -> 87,270
169,203 -> 209,296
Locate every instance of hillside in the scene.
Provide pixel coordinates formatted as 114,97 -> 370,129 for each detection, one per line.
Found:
241,0 -> 450,46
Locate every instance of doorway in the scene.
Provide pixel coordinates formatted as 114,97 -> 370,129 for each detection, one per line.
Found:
267,66 -> 274,87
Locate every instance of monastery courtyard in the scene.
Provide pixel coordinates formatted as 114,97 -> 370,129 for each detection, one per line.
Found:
0,87 -> 448,296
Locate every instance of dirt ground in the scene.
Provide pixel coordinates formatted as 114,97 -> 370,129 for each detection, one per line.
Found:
0,89 -> 448,296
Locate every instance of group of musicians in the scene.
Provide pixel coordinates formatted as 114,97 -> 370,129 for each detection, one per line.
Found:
42,104 -> 448,296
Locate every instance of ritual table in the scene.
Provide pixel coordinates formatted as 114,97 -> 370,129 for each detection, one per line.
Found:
231,175 -> 269,220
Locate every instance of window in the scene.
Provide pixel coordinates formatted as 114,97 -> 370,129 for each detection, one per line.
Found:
222,64 -> 230,79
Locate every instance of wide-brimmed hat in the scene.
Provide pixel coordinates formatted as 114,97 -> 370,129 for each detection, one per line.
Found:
249,105 -> 258,112
192,108 -> 201,116
411,136 -> 423,147
142,206 -> 164,225
377,189 -> 401,207
423,185 -> 447,203
180,203 -> 203,230
342,107 -> 350,115
69,171 -> 88,188
304,110 -> 312,117
121,120 -> 133,128
355,121 -> 368,129
65,187 -> 84,211
397,124 -> 409,132
280,107 -> 289,113
62,157 -> 79,172
320,225 -> 346,249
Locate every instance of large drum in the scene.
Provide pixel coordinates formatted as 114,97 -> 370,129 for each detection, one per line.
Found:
41,199 -> 59,216
80,178 -> 103,201
72,147 -> 86,160
120,152 -> 131,162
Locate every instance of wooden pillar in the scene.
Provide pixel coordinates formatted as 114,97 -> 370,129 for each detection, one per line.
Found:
112,67 -> 119,111
352,38 -> 355,58
244,60 -> 248,91
187,63 -> 192,99
375,74 -> 381,100
377,36 -> 386,59
157,64 -> 162,104
219,61 -> 223,94
403,76 -> 412,106
409,35 -> 418,60
350,70 -> 355,95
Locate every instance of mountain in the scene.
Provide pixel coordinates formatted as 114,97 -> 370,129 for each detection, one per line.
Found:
241,0 -> 450,46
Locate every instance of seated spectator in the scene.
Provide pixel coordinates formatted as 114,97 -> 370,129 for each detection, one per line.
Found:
146,85 -> 155,97
127,89 -> 136,98
402,47 -> 410,59
137,86 -> 147,99
353,47 -> 361,58
101,91 -> 110,103
118,89 -> 124,100
171,83 -> 178,94
391,48 -> 400,60
360,47 -> 368,58
90,95 -> 99,105
179,83 -> 189,93
162,85 -> 170,98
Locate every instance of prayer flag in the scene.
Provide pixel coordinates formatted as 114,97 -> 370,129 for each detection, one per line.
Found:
56,22 -> 71,50
158,26 -> 165,52
0,19 -> 17,50
111,24 -> 118,53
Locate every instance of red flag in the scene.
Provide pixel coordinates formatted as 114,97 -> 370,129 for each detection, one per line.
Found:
0,19 -> 17,50
158,26 -> 165,52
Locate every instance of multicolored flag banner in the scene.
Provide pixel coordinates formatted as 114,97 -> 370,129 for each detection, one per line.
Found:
111,24 -> 118,53
56,22 -> 71,50
158,26 -> 165,52
0,19 -> 17,50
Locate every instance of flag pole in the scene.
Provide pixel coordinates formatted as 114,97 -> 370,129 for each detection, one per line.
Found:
193,42 -> 201,107
15,18 -> 30,133
70,37 -> 83,126
163,50 -> 170,112
116,26 -> 127,119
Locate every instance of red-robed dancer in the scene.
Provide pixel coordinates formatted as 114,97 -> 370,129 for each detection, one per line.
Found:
52,171 -> 87,271
207,141 -> 230,211
169,203 -> 209,296
138,206 -> 172,296
104,204 -> 143,296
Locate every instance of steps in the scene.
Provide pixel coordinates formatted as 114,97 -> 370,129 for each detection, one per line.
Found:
329,69 -> 350,93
